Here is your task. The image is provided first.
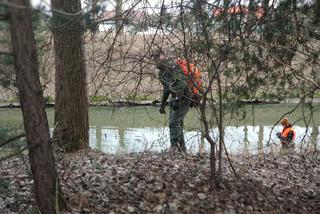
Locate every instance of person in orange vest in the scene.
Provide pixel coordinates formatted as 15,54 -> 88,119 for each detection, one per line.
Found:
151,49 -> 191,152
276,118 -> 296,149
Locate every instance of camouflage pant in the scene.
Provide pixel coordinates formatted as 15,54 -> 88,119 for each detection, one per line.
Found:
169,96 -> 191,151
281,141 -> 295,149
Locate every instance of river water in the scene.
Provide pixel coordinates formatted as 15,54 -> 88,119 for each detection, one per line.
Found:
0,104 -> 319,154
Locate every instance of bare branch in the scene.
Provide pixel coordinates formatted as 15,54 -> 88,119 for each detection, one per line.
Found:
0,51 -> 13,56
0,134 -> 25,148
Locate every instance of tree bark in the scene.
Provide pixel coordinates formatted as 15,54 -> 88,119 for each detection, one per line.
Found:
115,0 -> 124,35
51,0 -> 89,152
315,0 -> 320,24
7,0 -> 57,213
91,0 -> 98,21
216,73 -> 224,184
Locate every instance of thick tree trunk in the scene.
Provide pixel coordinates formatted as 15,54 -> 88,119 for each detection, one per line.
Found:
8,0 -> 57,213
51,0 -> 89,152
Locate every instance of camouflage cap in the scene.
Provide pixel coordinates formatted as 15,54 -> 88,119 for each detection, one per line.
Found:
150,48 -> 164,58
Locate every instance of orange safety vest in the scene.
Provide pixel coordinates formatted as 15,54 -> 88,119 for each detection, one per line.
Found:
176,59 -> 202,95
281,125 -> 296,143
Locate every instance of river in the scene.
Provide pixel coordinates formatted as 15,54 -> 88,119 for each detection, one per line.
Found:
0,104 -> 319,154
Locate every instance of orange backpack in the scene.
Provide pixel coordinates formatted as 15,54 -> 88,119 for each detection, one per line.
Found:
176,59 -> 202,95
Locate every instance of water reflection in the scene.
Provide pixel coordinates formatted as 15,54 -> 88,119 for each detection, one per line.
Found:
89,125 -> 320,154
2,106 -> 319,154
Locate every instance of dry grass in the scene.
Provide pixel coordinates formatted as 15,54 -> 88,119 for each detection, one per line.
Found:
1,30 -> 319,102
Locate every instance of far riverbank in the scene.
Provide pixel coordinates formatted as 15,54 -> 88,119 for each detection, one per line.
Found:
1,98 -> 320,108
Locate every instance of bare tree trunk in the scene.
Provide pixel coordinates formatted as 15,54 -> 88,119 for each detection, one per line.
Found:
91,0 -> 98,21
7,0 -> 57,212
258,125 -> 264,155
115,0 -> 124,35
311,125 -> 319,154
315,0 -> 320,24
217,74 -> 224,184
51,0 -> 89,152
199,95 -> 216,187
192,0 -> 217,187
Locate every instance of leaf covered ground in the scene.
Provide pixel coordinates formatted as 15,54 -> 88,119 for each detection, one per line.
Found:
1,149 -> 320,213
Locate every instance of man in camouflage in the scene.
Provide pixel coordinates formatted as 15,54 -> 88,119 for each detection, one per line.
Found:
152,50 -> 191,152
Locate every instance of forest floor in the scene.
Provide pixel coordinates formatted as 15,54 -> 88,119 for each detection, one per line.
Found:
1,149 -> 320,214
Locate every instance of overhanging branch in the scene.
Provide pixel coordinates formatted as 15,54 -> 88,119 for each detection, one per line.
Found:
0,134 -> 25,148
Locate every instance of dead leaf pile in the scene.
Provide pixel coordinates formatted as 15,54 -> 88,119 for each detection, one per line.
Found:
1,150 -> 320,213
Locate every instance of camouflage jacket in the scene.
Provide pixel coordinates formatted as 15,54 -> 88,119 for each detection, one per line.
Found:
158,59 -> 188,98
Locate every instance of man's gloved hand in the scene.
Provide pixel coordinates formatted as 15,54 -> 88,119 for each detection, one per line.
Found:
189,94 -> 201,108
276,132 -> 281,138
159,105 -> 166,114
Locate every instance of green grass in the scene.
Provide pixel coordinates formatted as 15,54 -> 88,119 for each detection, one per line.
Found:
90,95 -> 108,102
